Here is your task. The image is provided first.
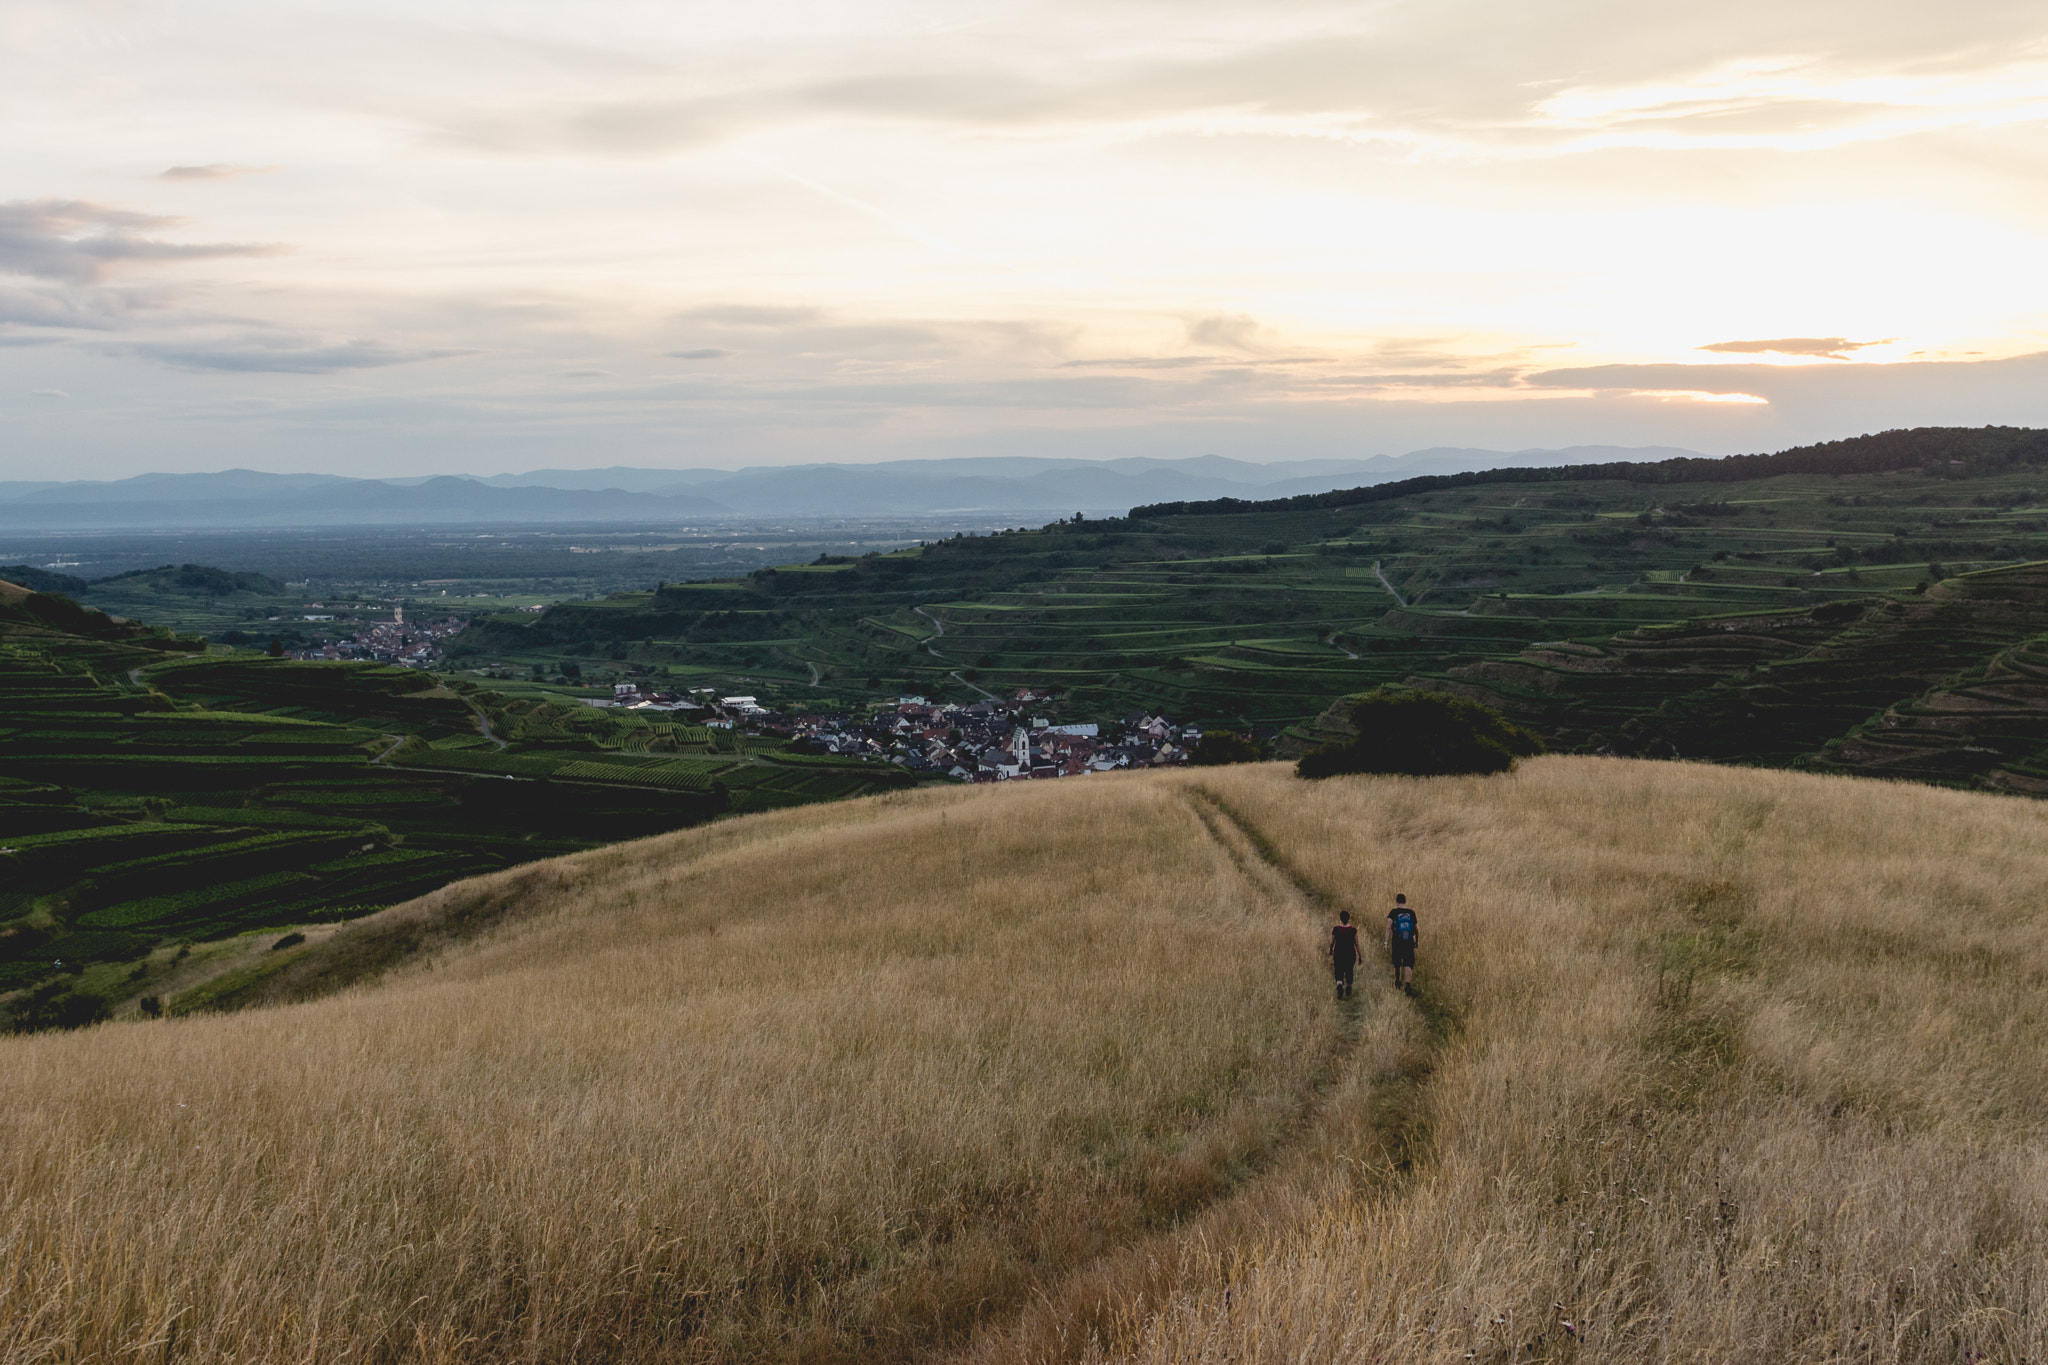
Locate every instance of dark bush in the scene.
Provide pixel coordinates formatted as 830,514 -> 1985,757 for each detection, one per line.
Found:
1297,689 -> 1544,779
1191,732 -> 1262,766
271,932 -> 306,952
4,982 -> 111,1033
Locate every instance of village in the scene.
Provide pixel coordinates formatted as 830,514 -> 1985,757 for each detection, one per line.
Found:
593,682 -> 1206,782
283,607 -> 471,667
279,611 -> 1211,781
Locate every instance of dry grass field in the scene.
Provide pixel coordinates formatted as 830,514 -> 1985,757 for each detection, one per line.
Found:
5,758 -> 2048,1363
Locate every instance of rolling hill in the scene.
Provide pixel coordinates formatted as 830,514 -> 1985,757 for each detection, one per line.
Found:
448,426 -> 2048,788
0,580 -> 922,1019
3,758 -> 2044,1362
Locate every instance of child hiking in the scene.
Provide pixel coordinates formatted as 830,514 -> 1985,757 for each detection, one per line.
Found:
1387,894 -> 1418,994
1329,910 -> 1360,1000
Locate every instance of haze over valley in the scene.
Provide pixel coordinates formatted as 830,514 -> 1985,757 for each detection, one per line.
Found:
0,445 -> 1700,526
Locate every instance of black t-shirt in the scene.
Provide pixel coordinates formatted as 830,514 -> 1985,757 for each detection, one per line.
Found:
1387,907 -> 1418,944
1331,923 -> 1359,963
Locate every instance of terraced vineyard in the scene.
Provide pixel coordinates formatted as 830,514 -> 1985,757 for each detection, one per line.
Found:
1411,560 -> 2048,770
453,427 -> 2048,746
1822,635 -> 2048,791
0,584 -> 919,1028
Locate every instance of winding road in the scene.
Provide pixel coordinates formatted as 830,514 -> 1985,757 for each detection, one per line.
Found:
948,670 -> 997,700
466,698 -> 508,750
1373,560 -> 1409,609
912,605 -> 999,698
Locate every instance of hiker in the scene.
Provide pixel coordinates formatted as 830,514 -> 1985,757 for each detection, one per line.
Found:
1387,894 -> 1418,994
1329,910 -> 1359,999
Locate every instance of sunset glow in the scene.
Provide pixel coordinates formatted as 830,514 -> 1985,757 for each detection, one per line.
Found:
4,0 -> 2048,477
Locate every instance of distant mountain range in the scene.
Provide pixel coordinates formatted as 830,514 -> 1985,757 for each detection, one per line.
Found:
0,446 -> 1703,529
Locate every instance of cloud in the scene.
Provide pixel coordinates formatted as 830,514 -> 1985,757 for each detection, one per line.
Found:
1699,337 -> 1890,359
666,348 -> 730,360
30,389 -> 68,399
154,164 -> 279,182
1315,369 -> 1526,390
1061,356 -> 1217,369
1524,361 -> 1785,395
0,199 -> 279,285
564,367 -> 613,377
716,373 -> 1169,410
431,97 -> 736,156
0,282 -> 177,330
1522,352 -> 2048,427
119,335 -> 472,374
1186,313 -> 1268,352
676,304 -> 823,328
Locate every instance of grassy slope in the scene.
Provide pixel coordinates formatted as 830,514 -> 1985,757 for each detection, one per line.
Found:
4,760 -> 2046,1362
0,599 -> 911,1013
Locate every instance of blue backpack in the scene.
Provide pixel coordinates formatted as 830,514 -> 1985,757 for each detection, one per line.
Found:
1391,909 -> 1416,944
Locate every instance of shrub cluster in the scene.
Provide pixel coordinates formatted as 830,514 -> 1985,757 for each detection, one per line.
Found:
1297,689 -> 1544,779
1191,731 -> 1262,766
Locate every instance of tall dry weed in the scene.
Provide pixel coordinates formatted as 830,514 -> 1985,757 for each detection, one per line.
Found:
0,782 -> 1330,1363
9,760 -> 2048,1364
1035,760 -> 2048,1365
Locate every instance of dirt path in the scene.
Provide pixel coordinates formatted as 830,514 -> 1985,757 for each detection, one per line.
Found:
960,786 -> 1443,1361
465,698 -> 509,749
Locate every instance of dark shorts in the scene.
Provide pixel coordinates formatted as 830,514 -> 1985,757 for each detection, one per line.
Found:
1334,956 -> 1356,985
1390,943 -> 1416,968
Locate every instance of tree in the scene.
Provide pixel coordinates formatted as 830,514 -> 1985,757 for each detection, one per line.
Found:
1191,731 -> 1261,766
267,636 -> 284,657
1297,689 -> 1543,779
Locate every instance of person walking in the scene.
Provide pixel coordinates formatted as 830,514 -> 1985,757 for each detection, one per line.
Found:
1329,910 -> 1360,1000
1386,894 -> 1418,994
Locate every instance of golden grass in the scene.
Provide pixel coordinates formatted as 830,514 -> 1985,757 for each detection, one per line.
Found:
1007,760 -> 2048,1364
0,781 -> 1333,1362
7,759 -> 2048,1363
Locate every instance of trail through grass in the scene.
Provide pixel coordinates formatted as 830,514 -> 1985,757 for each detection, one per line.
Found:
8,759 -> 2048,1363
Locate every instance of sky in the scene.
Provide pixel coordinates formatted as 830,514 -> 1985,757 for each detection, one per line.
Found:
4,0 -> 2048,480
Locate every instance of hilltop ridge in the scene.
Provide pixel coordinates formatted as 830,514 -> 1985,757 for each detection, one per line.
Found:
448,425 -> 2048,767
1132,425 -> 2048,517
